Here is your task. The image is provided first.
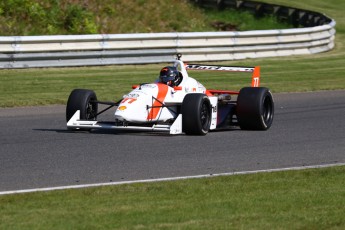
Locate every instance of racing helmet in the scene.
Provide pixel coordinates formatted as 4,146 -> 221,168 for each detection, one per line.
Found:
159,66 -> 179,86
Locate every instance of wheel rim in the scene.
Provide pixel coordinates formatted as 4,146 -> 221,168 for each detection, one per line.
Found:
86,100 -> 97,120
200,101 -> 211,130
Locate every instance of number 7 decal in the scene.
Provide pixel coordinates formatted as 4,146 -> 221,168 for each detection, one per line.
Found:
121,98 -> 137,104
251,66 -> 260,87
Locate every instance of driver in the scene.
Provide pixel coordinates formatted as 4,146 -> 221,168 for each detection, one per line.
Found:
159,66 -> 182,87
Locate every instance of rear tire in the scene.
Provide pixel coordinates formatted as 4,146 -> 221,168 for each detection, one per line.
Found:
236,87 -> 274,130
182,94 -> 211,135
66,89 -> 98,122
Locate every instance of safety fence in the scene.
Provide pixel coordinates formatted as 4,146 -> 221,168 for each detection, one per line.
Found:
0,0 -> 336,68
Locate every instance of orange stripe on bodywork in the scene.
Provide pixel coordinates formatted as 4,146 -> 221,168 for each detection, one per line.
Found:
147,83 -> 169,120
251,66 -> 260,87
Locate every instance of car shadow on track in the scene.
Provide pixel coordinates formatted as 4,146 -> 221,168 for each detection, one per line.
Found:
33,127 -> 243,137
32,128 -> 176,137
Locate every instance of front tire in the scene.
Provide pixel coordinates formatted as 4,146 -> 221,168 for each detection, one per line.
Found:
236,87 -> 274,130
66,89 -> 98,122
182,94 -> 212,135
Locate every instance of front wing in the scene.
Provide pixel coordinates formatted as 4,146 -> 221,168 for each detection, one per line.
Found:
67,110 -> 184,134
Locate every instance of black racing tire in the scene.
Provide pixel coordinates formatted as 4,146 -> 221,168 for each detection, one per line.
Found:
66,89 -> 98,122
182,93 -> 212,135
236,87 -> 274,130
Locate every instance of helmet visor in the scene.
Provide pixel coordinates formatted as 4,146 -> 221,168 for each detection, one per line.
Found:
160,74 -> 175,83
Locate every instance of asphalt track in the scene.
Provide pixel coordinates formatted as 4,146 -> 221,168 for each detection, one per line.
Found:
1,90 -> 344,193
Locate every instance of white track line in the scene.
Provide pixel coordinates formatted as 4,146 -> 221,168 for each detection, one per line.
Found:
1,163 -> 344,196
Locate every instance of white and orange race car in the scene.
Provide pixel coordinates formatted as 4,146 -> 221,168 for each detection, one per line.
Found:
66,54 -> 274,135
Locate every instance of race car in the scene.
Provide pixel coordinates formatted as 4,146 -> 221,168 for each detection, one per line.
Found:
66,54 -> 274,135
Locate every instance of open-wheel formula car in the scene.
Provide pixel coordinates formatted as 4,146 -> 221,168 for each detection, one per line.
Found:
66,54 -> 274,135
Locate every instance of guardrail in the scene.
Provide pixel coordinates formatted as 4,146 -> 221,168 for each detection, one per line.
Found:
0,0 -> 336,68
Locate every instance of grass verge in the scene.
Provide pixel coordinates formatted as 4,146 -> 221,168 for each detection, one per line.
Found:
1,49 -> 345,107
1,166 -> 344,229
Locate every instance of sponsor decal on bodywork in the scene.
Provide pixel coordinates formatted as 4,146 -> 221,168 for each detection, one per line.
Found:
186,64 -> 254,72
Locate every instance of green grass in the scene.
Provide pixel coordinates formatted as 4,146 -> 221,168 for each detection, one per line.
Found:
1,166 -> 345,229
0,0 -> 292,36
205,8 -> 293,31
1,50 -> 345,107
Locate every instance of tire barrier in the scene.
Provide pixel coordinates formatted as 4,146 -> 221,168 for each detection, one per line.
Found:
0,0 -> 335,68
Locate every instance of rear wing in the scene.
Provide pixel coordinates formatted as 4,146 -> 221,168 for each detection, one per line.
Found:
185,64 -> 260,87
